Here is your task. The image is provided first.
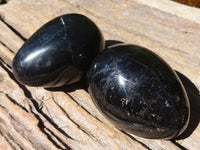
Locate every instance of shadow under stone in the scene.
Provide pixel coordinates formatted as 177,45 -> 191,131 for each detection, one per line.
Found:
45,74 -> 88,93
0,0 -> 7,5
105,40 -> 124,48
175,71 -> 200,140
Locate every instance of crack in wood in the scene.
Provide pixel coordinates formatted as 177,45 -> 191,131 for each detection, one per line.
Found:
45,127 -> 72,150
0,132 -> 14,149
36,113 -> 69,150
5,131 -> 24,150
0,17 -> 26,41
67,92 -> 104,124
51,95 -> 103,146
0,41 -> 14,53
0,57 -> 12,69
119,130 -> 153,150
171,140 -> 188,150
5,93 -> 29,113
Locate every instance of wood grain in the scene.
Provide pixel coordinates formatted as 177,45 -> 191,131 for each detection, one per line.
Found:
0,0 -> 200,149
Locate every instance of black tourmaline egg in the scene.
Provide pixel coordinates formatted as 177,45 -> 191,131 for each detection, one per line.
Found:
88,44 -> 190,139
12,13 -> 104,87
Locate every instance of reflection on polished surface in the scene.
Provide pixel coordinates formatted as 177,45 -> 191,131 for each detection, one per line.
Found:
23,47 -> 48,63
88,44 -> 190,139
118,75 -> 126,86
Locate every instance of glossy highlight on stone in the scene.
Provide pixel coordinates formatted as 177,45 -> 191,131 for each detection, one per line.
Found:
12,13 -> 104,87
88,44 -> 190,139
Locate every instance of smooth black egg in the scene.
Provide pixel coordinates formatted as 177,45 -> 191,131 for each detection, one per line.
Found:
88,44 -> 190,139
12,13 -> 104,87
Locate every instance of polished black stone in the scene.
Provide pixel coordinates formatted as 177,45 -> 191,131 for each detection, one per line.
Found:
88,44 -> 190,139
12,13 -> 104,87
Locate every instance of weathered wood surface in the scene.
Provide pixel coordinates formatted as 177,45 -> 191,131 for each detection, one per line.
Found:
0,0 -> 200,149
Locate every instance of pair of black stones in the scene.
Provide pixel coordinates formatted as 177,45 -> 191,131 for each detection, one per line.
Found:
12,13 -> 190,139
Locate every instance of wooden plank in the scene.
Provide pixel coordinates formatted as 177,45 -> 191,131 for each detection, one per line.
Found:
0,0 -> 200,149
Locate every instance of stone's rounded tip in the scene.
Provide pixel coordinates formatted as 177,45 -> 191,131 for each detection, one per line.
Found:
88,44 -> 190,139
12,13 -> 105,87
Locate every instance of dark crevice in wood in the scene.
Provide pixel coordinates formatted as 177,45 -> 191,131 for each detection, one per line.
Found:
0,104 -> 7,112
80,129 -> 105,147
119,130 -> 152,150
36,114 -> 67,150
5,93 -> 29,113
6,132 -> 24,150
0,18 -> 26,41
0,61 -> 74,147
52,96 -> 103,145
171,140 -> 188,150
1,86 -> 26,112
0,57 -> 12,69
0,41 -> 15,53
45,127 -> 72,150
0,132 -> 14,149
8,114 -> 37,149
67,93 -> 104,124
